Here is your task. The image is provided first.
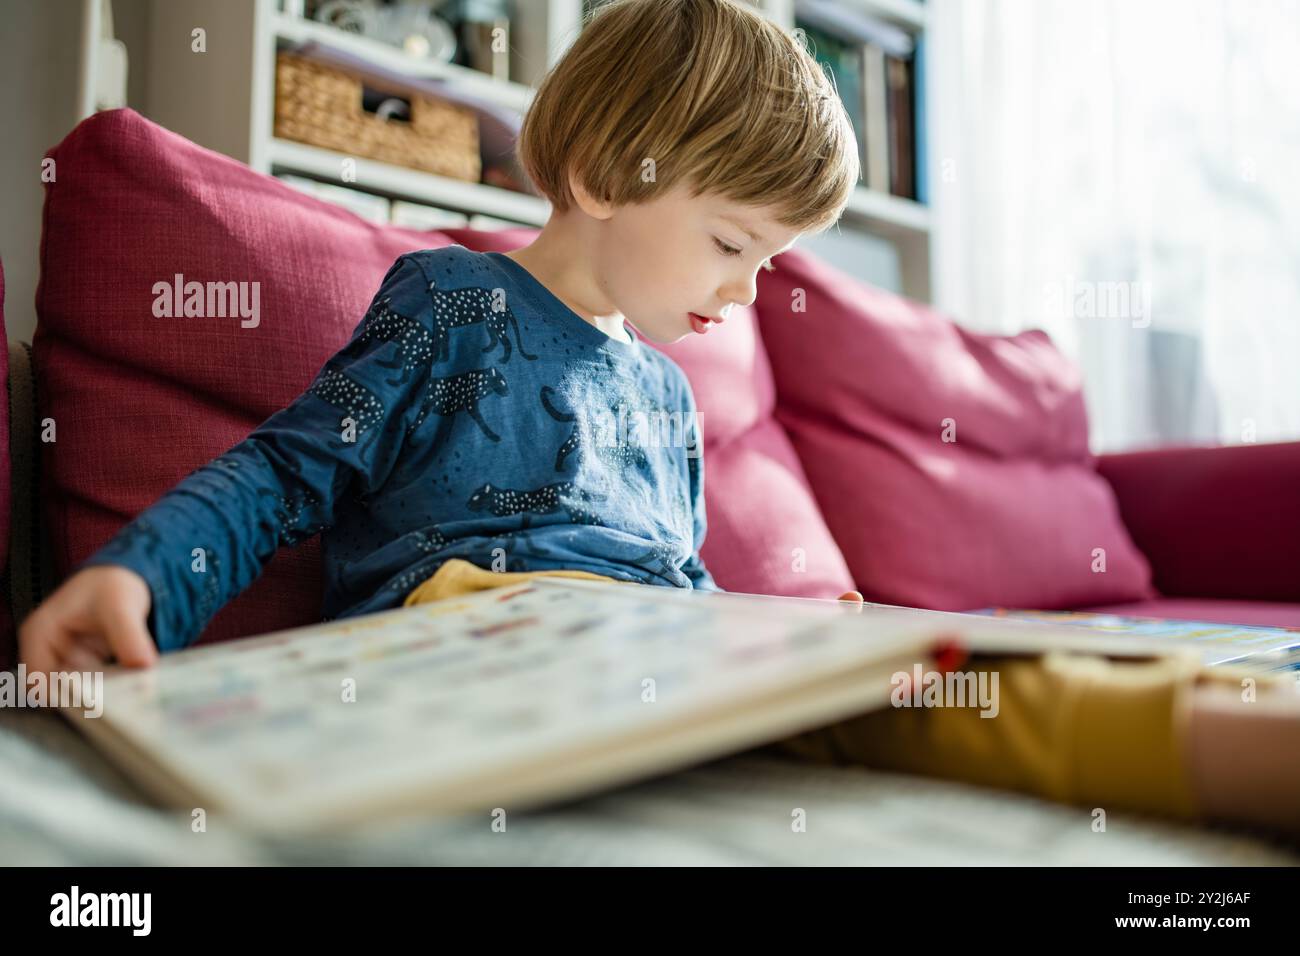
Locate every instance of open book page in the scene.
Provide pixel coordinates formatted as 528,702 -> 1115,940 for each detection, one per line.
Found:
70,579 -> 935,832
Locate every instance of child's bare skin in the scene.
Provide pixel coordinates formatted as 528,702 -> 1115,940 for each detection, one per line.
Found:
1187,680 -> 1300,839
19,566 -> 156,675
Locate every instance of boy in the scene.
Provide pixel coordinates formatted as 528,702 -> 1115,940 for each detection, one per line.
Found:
19,0 -> 1300,839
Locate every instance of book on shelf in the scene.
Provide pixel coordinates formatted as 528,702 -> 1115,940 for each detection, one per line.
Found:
795,0 -> 924,204
886,54 -> 913,199
797,21 -> 866,185
914,34 -> 929,204
860,42 -> 890,192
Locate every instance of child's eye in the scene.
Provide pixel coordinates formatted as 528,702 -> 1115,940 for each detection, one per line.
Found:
713,238 -> 742,257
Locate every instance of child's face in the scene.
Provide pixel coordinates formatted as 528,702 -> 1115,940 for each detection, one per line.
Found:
586,181 -> 802,344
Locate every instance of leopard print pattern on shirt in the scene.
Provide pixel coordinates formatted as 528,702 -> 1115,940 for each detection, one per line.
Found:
356,297 -> 436,386
409,366 -> 510,447
465,480 -> 605,528
428,283 -> 538,364
539,384 -> 653,474
308,366 -> 387,460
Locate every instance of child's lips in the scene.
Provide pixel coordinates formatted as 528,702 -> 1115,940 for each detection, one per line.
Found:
689,312 -> 720,334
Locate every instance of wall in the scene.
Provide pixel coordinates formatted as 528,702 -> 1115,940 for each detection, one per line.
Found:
0,0 -> 89,343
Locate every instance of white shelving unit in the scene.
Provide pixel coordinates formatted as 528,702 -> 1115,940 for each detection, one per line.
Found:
140,0 -> 934,298
142,0 -> 568,226
840,0 -> 926,31
843,184 -> 931,234
761,0 -> 933,299
266,137 -> 549,223
268,11 -> 535,112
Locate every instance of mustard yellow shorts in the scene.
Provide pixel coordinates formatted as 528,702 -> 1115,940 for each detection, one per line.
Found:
403,555 -> 632,605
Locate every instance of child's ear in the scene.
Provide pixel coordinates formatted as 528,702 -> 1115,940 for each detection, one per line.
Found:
567,168 -> 615,220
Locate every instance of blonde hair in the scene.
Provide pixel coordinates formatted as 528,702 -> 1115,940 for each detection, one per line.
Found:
515,0 -> 860,235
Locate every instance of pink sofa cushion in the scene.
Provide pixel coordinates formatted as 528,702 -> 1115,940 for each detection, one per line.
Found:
35,109 -> 454,645
442,227 -> 856,599
755,248 -> 1156,611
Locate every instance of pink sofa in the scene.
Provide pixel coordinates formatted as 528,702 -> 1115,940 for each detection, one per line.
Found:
3,108 -> 1297,668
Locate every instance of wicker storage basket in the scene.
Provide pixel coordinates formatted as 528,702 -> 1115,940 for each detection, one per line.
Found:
274,51 -> 481,182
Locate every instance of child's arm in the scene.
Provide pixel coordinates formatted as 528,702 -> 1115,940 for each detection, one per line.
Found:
20,255 -> 437,669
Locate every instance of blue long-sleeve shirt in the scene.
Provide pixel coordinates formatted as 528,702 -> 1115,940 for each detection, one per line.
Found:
80,245 -> 719,651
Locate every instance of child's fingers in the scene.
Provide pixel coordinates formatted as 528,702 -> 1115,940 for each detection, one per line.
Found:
61,631 -> 114,674
57,634 -> 109,673
19,566 -> 157,675
17,614 -> 62,676
77,630 -> 112,661
97,603 -> 158,668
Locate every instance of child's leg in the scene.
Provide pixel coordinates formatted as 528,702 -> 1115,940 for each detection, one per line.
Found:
764,651 -> 1300,835
1186,677 -> 1300,837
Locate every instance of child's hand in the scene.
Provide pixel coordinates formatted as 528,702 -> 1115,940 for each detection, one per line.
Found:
838,590 -> 864,604
19,566 -> 158,676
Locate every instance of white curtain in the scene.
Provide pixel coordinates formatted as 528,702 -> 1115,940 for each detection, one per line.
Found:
926,0 -> 1300,452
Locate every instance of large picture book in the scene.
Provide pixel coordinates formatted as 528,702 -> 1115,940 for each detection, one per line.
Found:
65,579 -> 1277,833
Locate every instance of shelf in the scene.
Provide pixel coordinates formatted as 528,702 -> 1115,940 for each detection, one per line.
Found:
841,186 -> 930,236
267,139 -> 924,239
267,138 -> 550,225
839,0 -> 927,32
268,150 -> 925,239
270,12 -> 535,113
